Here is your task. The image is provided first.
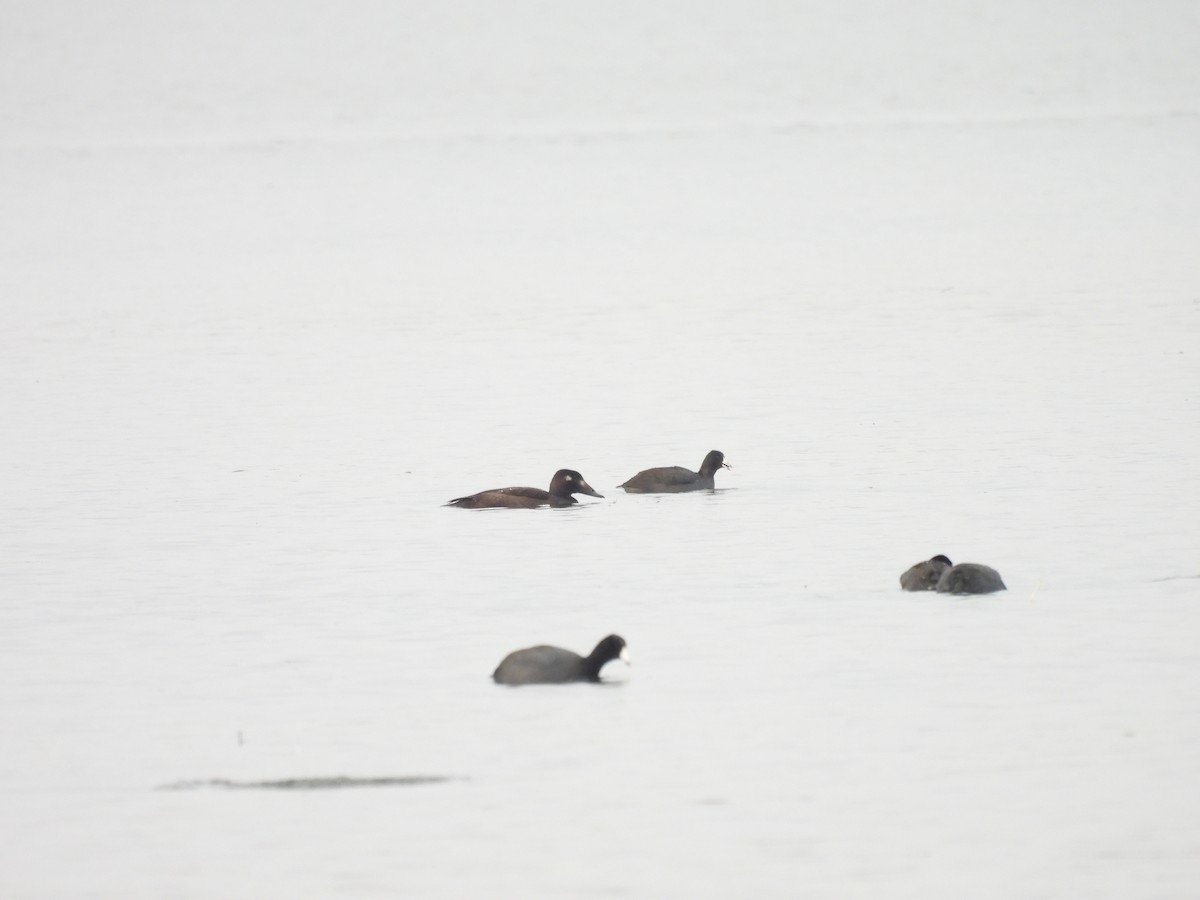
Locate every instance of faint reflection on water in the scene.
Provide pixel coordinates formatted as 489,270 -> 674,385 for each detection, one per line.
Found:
160,775 -> 459,790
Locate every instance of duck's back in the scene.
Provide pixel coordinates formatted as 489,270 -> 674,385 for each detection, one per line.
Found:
620,466 -> 705,493
448,487 -> 555,509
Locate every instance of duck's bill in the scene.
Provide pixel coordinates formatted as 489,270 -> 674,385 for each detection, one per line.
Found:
722,462 -> 733,470
580,482 -> 604,498
619,647 -> 631,665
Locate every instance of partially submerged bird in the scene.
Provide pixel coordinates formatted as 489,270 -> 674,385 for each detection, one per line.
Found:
447,469 -> 603,509
936,562 -> 1006,595
618,449 -> 730,493
492,634 -> 630,686
899,554 -> 954,591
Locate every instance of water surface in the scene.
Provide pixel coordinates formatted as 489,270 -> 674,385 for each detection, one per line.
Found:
2,2 -> 1199,897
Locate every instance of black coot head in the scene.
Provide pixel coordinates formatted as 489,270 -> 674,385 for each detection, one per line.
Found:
588,634 -> 628,666
699,450 -> 729,477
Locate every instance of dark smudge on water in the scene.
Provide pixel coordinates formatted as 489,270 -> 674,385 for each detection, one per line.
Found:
159,775 -> 460,791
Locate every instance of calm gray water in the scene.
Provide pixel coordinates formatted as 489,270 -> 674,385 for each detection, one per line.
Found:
3,3 -> 1200,897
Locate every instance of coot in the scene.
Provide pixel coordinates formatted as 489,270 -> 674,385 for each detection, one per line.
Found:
936,563 -> 1006,594
899,554 -> 953,591
492,634 -> 630,686
618,450 -> 730,493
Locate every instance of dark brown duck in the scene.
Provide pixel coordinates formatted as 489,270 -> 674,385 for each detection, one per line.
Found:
447,468 -> 603,509
618,449 -> 730,493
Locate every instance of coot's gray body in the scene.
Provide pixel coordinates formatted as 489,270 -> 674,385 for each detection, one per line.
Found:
492,635 -> 629,686
619,450 -> 730,493
936,563 -> 1006,594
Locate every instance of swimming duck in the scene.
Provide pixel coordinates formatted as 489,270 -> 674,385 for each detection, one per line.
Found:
447,468 -> 603,509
